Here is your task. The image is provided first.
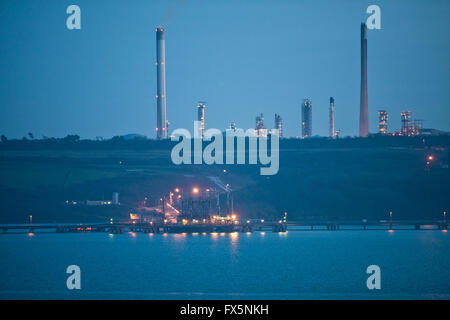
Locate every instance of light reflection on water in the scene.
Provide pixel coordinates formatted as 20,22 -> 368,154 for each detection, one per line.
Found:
0,230 -> 449,299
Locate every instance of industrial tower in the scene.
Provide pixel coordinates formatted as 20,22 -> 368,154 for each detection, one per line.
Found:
274,114 -> 283,138
329,97 -> 335,138
156,27 -> 168,139
378,110 -> 388,135
301,99 -> 312,139
401,110 -> 412,136
359,23 -> 369,137
197,102 -> 206,139
255,113 -> 268,137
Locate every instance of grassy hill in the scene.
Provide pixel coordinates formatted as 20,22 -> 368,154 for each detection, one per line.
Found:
0,136 -> 448,223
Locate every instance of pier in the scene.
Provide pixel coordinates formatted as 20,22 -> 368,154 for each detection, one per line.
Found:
0,219 -> 447,234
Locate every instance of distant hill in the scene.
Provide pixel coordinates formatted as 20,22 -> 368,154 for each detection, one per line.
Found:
121,134 -> 147,140
0,136 -> 449,223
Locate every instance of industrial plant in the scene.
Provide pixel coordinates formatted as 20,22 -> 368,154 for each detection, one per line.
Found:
154,23 -> 445,141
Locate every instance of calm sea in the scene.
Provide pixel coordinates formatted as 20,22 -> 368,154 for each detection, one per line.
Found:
0,230 -> 449,299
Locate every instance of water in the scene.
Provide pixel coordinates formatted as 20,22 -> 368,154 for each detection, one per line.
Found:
0,230 -> 449,299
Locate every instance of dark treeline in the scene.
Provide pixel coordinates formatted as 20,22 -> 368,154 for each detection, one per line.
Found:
1,133 -> 450,151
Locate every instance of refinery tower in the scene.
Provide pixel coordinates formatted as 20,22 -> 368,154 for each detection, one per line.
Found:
156,27 -> 168,139
301,99 -> 312,139
197,102 -> 206,139
329,97 -> 335,138
359,23 -> 369,137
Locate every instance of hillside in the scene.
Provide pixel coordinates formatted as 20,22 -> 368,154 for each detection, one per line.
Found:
0,136 -> 448,223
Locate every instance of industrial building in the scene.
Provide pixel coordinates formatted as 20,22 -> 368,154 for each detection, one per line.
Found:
66,192 -> 120,206
301,99 -> 312,138
197,102 -> 206,139
401,110 -> 412,136
378,110 -> 388,135
255,113 -> 268,137
359,23 -> 369,137
329,97 -> 335,138
274,114 -> 283,138
398,110 -> 423,136
156,27 -> 168,139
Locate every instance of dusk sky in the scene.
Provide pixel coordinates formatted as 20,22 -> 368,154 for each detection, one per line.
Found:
1,0 -> 450,139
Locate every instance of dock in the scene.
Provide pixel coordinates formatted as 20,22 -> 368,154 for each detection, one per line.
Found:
0,219 -> 447,234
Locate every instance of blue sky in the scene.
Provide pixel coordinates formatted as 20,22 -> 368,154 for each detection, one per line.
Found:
1,0 -> 449,139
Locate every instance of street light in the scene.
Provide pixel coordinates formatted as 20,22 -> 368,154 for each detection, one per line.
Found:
29,215 -> 32,225
192,187 -> 199,194
444,211 -> 447,223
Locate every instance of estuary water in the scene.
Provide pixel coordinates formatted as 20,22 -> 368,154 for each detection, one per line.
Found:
0,230 -> 449,299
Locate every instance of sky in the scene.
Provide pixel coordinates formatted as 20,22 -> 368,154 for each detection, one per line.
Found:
1,0 -> 450,139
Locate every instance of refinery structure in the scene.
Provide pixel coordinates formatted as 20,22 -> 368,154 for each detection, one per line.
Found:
378,110 -> 388,135
197,102 -> 206,139
301,99 -> 312,139
275,114 -> 283,138
129,182 -> 249,233
359,23 -> 370,137
329,97 -> 335,138
155,27 -> 168,140
376,109 -> 426,136
255,113 -> 268,137
154,24 -> 444,141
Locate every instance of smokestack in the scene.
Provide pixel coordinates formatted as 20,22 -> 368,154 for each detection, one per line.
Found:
156,27 -> 168,139
329,97 -> 335,138
359,23 -> 369,137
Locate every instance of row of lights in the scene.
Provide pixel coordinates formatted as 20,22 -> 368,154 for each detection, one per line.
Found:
173,186 -> 229,195
173,187 -> 199,194
386,210 -> 446,220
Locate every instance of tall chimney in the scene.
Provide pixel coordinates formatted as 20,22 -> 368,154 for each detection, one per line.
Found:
156,27 -> 167,139
329,97 -> 335,138
359,23 -> 369,137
